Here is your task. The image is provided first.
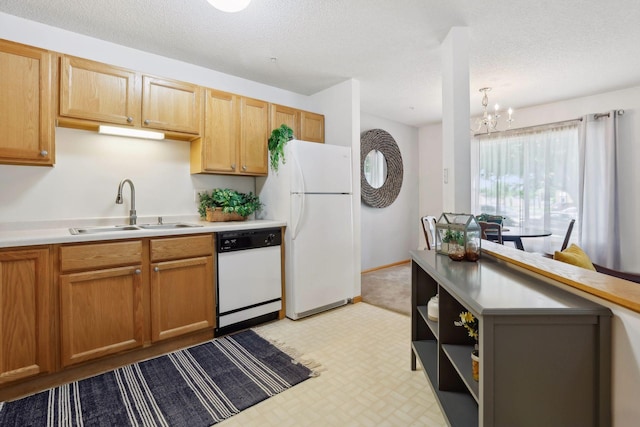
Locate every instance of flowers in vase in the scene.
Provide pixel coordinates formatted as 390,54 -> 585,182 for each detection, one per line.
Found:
454,311 -> 478,342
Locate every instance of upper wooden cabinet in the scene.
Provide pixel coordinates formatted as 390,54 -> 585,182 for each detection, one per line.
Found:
191,88 -> 269,176
270,103 -> 325,144
0,39 -> 55,166
59,55 -> 202,140
300,110 -> 325,143
0,247 -> 52,385
271,104 -> 299,137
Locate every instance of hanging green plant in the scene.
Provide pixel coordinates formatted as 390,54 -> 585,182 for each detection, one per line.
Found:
268,124 -> 294,172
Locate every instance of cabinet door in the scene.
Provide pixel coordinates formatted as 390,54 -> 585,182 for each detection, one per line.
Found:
142,76 -> 202,134
300,111 -> 325,143
270,104 -> 299,138
0,248 -> 52,384
240,97 -> 269,175
201,89 -> 238,173
60,266 -> 144,367
150,256 -> 214,342
0,40 -> 54,166
59,55 -> 139,126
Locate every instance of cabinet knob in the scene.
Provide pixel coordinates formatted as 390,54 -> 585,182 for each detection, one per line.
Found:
242,165 -> 247,171
134,269 -> 141,275
127,116 -> 133,123
144,119 -> 150,125
39,150 -> 48,157
154,266 -> 160,272
231,163 -> 236,170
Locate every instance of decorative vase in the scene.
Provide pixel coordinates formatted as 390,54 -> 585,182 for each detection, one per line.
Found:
471,350 -> 479,382
427,294 -> 439,321
448,243 -> 465,261
205,207 -> 246,222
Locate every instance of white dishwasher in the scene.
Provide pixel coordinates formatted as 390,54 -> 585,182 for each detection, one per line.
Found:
216,228 -> 282,334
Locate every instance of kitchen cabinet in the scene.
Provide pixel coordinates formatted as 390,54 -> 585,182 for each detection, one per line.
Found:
0,39 -> 55,166
300,110 -> 325,143
0,247 -> 52,385
411,250 -> 612,427
271,104 -> 300,137
59,241 -> 144,367
59,55 -> 202,140
270,103 -> 325,144
191,88 -> 269,175
150,235 -> 214,342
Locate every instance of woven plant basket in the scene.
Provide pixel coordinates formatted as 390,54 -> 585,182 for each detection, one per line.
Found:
205,207 -> 246,222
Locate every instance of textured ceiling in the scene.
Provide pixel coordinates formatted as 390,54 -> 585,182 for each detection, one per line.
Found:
1,0 -> 640,127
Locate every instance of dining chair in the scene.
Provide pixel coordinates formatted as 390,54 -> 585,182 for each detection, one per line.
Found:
479,221 -> 503,244
544,219 -> 575,258
421,215 -> 437,250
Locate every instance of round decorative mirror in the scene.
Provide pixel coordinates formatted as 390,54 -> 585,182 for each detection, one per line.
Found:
360,129 -> 403,208
363,149 -> 387,189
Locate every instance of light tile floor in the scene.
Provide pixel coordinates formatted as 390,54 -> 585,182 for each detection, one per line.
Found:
219,303 -> 446,426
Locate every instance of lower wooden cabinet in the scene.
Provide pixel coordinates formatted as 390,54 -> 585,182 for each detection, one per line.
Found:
150,235 -> 215,342
59,241 -> 144,367
0,248 -> 52,384
150,257 -> 214,341
59,265 -> 144,367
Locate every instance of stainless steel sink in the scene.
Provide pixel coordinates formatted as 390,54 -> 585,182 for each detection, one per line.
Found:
69,223 -> 203,235
137,223 -> 203,230
69,225 -> 140,235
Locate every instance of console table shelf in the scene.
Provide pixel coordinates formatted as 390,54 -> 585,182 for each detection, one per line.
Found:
411,249 -> 612,427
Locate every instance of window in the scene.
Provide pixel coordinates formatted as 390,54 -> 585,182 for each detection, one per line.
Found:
472,123 -> 580,250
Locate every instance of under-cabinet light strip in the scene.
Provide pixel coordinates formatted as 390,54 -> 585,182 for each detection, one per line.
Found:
98,125 -> 165,140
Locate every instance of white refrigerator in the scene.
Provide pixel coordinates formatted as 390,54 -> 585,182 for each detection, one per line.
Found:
256,140 -> 354,320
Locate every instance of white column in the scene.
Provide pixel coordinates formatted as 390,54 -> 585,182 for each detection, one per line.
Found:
441,27 -> 471,213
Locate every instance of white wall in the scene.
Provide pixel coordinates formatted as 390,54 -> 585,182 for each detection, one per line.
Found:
418,123 -> 444,249
360,113 -> 419,271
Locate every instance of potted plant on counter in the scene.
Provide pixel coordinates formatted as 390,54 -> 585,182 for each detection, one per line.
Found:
198,188 -> 262,222
268,124 -> 294,172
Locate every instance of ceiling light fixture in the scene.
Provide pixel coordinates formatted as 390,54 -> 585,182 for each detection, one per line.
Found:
98,125 -> 165,140
207,0 -> 251,13
473,87 -> 513,135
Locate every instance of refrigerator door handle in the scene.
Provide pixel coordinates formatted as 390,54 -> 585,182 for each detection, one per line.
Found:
292,192 -> 305,240
292,152 -> 306,240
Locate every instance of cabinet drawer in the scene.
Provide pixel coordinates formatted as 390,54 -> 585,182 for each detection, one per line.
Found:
151,235 -> 213,261
60,240 -> 142,272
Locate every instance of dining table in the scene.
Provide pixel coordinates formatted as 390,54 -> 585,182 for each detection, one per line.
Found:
488,226 -> 552,250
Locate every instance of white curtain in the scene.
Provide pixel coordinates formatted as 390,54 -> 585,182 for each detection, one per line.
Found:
472,124 -> 580,252
578,111 -> 621,269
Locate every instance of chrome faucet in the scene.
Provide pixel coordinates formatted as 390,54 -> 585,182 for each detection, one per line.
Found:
115,178 -> 137,225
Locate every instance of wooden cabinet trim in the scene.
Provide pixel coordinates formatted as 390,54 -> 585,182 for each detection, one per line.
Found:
60,240 -> 142,272
150,235 -> 213,262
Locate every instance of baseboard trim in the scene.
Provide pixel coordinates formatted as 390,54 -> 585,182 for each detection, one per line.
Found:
351,295 -> 363,304
361,259 -> 410,274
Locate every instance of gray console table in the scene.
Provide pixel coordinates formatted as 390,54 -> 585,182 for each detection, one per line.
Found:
410,250 -> 612,427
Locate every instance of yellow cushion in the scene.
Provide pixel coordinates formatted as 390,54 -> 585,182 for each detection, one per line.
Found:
553,244 -> 596,271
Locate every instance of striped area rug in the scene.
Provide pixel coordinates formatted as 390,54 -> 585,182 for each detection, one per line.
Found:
0,330 -> 315,426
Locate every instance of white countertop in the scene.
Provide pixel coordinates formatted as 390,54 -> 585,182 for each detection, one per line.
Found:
0,216 -> 286,248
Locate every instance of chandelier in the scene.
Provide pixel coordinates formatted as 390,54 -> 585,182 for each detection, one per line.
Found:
473,87 -> 513,134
